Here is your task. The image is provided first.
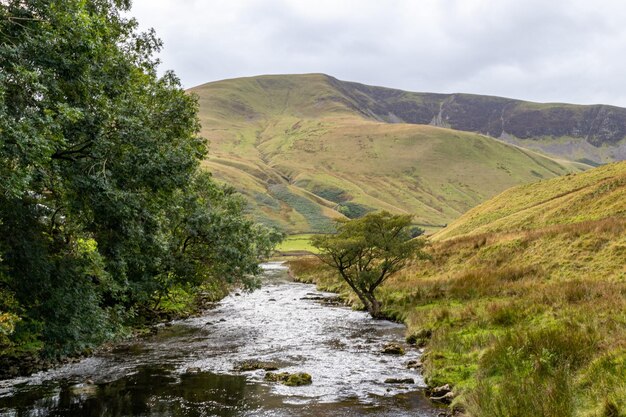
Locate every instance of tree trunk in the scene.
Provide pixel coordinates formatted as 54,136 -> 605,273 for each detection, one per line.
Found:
363,291 -> 384,319
337,271 -> 384,319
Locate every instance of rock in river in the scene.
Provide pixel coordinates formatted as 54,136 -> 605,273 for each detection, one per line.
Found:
381,342 -> 405,355
264,371 -> 312,386
406,359 -> 422,369
234,360 -> 279,372
384,377 -> 415,384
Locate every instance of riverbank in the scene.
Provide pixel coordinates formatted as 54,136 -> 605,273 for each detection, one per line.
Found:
286,215 -> 626,417
0,282 -> 229,381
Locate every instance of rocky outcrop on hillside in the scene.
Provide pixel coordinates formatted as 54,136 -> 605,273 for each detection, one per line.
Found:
331,76 -> 626,162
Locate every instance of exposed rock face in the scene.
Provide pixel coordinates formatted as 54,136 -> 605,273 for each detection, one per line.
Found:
330,76 -> 626,162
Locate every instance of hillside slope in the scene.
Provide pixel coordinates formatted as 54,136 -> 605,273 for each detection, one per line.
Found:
436,160 -> 626,239
290,162 -> 626,416
194,73 -> 626,163
190,74 -> 586,233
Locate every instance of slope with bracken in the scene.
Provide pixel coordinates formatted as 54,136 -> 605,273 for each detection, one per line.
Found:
190,74 -> 587,233
289,161 -> 626,415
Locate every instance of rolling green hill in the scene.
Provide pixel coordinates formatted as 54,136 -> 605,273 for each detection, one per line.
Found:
190,74 -> 588,233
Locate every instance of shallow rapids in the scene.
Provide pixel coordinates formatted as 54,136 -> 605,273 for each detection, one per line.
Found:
0,262 -> 440,416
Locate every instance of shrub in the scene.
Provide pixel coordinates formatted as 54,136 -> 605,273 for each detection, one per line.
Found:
337,201 -> 373,219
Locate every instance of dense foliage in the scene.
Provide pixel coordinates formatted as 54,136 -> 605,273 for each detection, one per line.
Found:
311,212 -> 426,318
0,0 -> 279,361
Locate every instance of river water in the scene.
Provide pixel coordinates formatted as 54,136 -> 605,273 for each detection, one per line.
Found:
0,262 -> 440,417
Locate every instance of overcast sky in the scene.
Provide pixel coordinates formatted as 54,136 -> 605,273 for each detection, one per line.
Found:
130,0 -> 626,106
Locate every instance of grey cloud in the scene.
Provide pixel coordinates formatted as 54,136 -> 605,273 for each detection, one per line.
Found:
131,0 -> 626,106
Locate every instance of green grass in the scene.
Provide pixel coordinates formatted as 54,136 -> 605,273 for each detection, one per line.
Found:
190,74 -> 586,234
288,163 -> 626,416
276,234 -> 319,253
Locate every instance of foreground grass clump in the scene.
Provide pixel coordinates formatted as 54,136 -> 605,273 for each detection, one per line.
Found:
287,162 -> 626,417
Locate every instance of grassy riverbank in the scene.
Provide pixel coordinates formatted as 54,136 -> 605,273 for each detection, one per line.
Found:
288,162 -> 626,417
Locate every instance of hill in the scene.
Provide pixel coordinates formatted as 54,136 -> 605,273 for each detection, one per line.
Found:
190,74 -> 587,233
436,160 -> 626,239
289,161 -> 626,416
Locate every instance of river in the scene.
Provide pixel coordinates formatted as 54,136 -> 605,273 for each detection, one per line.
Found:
0,262 -> 441,416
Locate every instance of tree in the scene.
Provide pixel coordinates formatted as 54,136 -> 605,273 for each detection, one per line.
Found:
162,171 -> 282,294
311,211 -> 427,318
0,0 -> 279,358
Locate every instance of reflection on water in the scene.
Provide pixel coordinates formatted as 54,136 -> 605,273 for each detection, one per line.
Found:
0,263 -> 441,417
0,366 -> 276,417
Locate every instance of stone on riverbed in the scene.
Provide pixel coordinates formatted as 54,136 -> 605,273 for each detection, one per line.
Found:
429,384 -> 455,404
381,342 -> 405,355
264,371 -> 312,386
384,377 -> 414,384
406,359 -> 422,369
234,360 -> 279,372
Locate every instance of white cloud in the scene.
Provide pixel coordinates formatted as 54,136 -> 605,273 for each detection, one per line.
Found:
129,0 -> 626,106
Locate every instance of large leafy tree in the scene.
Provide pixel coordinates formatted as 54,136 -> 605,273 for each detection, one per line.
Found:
0,0 -> 279,358
311,212 -> 427,318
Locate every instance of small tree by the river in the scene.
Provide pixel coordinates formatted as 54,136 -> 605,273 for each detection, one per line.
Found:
311,212 -> 427,318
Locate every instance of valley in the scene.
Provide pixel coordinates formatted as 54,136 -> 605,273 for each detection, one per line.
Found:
4,2 -> 626,416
